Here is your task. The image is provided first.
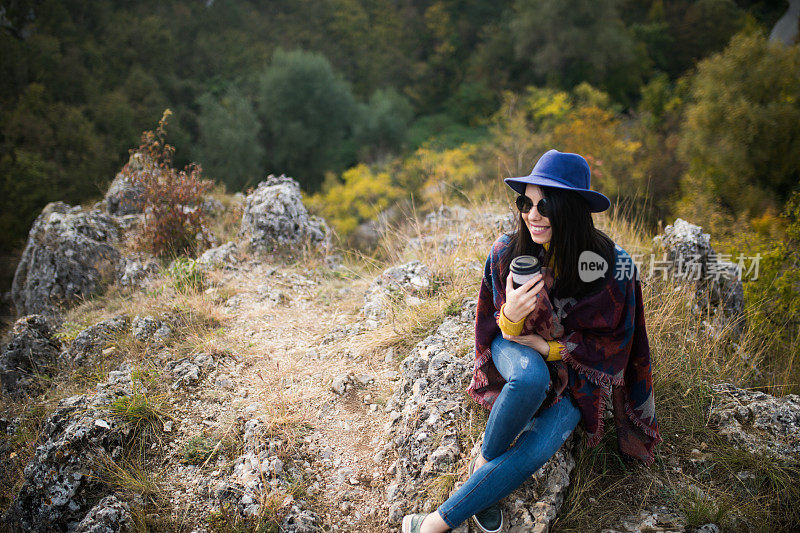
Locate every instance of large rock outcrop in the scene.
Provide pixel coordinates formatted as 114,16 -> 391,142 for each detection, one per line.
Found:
653,218 -> 745,331
103,153 -> 147,216
709,382 -> 800,463
0,314 -> 61,396
384,298 -> 576,531
2,366 -> 136,531
239,175 -> 329,252
11,202 -> 121,317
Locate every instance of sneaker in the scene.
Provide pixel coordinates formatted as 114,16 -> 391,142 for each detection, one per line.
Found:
401,513 -> 427,533
469,456 -> 504,532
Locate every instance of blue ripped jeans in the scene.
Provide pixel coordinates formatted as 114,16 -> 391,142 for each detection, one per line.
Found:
436,334 -> 581,529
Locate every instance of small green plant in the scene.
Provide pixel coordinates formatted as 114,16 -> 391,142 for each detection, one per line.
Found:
444,299 -> 461,316
52,321 -> 85,343
182,435 -> 220,465
109,391 -> 169,439
168,257 -> 207,293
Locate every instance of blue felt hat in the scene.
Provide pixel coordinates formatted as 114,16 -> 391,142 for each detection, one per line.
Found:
504,149 -> 611,213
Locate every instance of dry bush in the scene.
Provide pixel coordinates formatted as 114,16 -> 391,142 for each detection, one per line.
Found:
120,110 -> 215,258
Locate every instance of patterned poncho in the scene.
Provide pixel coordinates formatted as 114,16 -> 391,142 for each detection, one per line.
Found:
467,233 -> 662,465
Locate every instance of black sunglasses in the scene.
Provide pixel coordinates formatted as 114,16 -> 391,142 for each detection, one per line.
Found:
516,195 -> 551,218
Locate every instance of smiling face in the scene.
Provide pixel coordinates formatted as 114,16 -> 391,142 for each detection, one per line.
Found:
523,184 -> 552,245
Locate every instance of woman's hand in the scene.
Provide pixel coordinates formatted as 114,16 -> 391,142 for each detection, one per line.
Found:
501,331 -> 550,355
503,271 -> 545,323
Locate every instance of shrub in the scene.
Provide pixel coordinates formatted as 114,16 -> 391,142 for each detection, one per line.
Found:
307,163 -> 403,240
109,391 -> 169,439
122,109 -> 214,258
167,257 -> 207,294
739,191 -> 800,392
181,435 -> 219,465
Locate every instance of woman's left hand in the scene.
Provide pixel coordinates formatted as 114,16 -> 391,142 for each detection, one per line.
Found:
501,332 -> 550,355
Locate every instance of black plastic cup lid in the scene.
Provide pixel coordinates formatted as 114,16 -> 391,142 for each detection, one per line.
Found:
510,255 -> 540,275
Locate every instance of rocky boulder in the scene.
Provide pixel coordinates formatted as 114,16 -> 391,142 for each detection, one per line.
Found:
130,315 -> 171,345
74,494 -> 134,533
197,242 -> 240,270
600,505 -> 688,533
12,202 -> 121,317
362,261 -> 434,323
116,255 -> 160,288
384,298 -> 577,531
653,218 -> 745,330
709,382 -> 800,463
0,314 -> 61,397
239,175 -> 329,252
104,153 -> 147,216
67,316 -> 129,366
2,367 -> 136,531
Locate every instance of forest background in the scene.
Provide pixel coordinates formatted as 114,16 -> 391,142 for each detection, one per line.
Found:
1,0 -> 799,379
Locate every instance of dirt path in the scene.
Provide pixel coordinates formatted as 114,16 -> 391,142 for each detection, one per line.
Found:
213,260 -> 397,530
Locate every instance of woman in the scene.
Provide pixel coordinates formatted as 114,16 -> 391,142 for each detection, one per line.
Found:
402,150 -> 662,533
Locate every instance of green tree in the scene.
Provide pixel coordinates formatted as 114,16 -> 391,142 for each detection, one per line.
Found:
678,30 -> 800,230
193,86 -> 264,192
510,0 -> 649,102
256,49 -> 359,191
356,88 -> 414,162
0,83 -> 112,250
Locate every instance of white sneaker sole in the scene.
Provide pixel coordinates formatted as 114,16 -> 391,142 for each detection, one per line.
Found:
473,513 -> 504,533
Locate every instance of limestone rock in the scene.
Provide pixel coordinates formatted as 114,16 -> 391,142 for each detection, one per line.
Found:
0,314 -> 61,396
68,316 -> 129,365
239,175 -> 329,252
12,202 -> 121,317
423,205 -> 471,227
214,418 -> 318,525
104,154 -> 146,215
166,357 -> 203,390
201,196 -> 225,216
116,255 -> 160,287
197,242 -> 239,269
709,382 -> 800,463
600,505 -> 687,533
1,367 -> 134,531
652,218 -> 744,331
281,504 -> 320,532
130,315 -> 171,345
362,261 -> 433,322
331,373 -> 356,395
74,495 -> 134,533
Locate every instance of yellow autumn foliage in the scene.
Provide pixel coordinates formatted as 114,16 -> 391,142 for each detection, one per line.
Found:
307,164 -> 403,239
395,144 -> 481,206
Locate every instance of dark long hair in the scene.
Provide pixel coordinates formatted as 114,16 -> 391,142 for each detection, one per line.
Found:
500,186 -> 615,300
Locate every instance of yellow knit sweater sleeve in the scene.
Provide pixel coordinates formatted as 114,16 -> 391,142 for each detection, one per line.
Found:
546,340 -> 563,361
498,303 -> 525,336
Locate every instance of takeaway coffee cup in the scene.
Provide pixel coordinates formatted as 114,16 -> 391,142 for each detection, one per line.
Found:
510,255 -> 541,289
